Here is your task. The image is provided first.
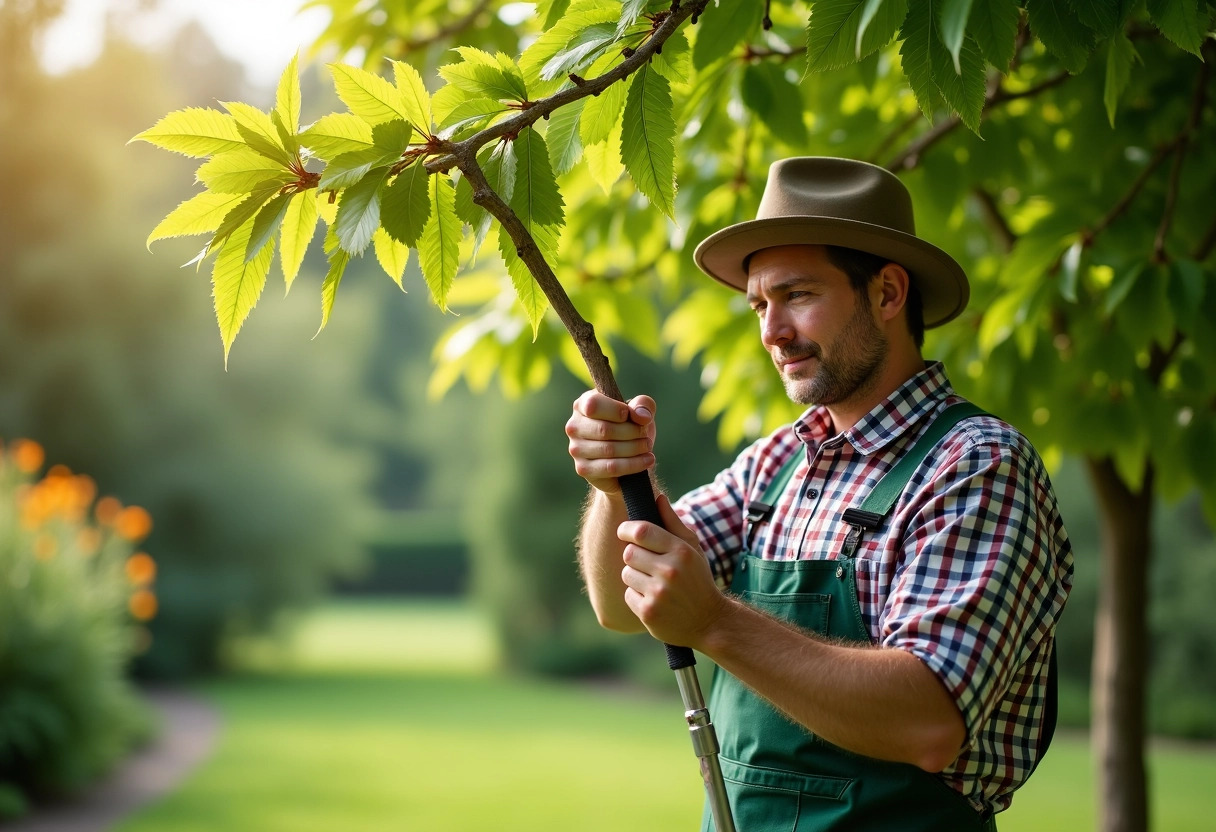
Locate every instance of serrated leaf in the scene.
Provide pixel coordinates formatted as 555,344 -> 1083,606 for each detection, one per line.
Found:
373,227 -> 410,289
455,142 -> 517,259
1026,0 -> 1095,73
300,113 -> 376,159
317,230 -> 350,335
391,59 -> 434,133
436,96 -> 508,139
1059,239 -> 1083,302
969,0 -> 1021,69
510,127 -> 565,228
213,218 -> 275,365
211,182 -> 283,252
276,53 -> 301,134
581,61 -> 628,146
585,119 -> 624,193
271,110 -> 299,157
929,31 -> 986,132
439,52 -> 530,104
621,64 -> 676,217
147,190 -> 245,249
807,0 -> 906,72
538,0 -> 572,29
246,191 -> 293,262
939,0 -> 975,74
741,63 -> 808,146
541,21 -> 619,81
464,47 -> 529,100
318,145 -> 398,190
1146,0 -> 1206,57
900,2 -> 943,120
222,101 -> 294,166
618,0 -> 650,35
546,98 -> 585,175
419,174 -> 462,310
521,2 -> 623,95
197,149 -> 294,194
335,167 -> 389,254
317,189 -> 338,226
382,162 -> 433,246
329,62 -> 411,125
1069,0 -> 1123,37
499,223 -> 555,338
129,107 -> 244,157
280,190 -> 319,291
857,0 -> 889,49
371,119 -> 413,155
1103,263 -> 1144,315
693,0 -> 763,70
652,30 -> 691,83
1105,33 -> 1136,127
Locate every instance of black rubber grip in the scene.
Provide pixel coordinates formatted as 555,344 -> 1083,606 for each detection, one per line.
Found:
618,470 -> 698,671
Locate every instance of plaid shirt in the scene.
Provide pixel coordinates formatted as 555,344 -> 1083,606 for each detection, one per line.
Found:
672,362 -> 1073,814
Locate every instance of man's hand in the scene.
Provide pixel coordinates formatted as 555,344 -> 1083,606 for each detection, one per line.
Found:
566,391 -> 657,496
617,493 -> 728,647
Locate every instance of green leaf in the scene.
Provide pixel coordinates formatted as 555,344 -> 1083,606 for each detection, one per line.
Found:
1167,259 -> 1207,334
546,98 -> 585,175
196,149 -> 293,194
129,107 -> 244,157
968,0 -> 1020,68
585,119 -> 624,193
373,226 -> 410,289
212,217 -> 275,365
246,191 -> 293,262
806,0 -> 906,72
510,127 -> 565,228
318,229 -> 350,335
939,0 -> 975,74
1104,33 -> 1137,127
741,63 -> 808,146
620,65 -> 676,218
618,0 -> 650,34
146,190 -> 245,249
899,1 -> 945,120
371,119 -> 413,155
929,32 -> 986,132
521,2 -> 622,95
318,145 -> 398,190
419,174 -> 462,310
1025,0 -> 1095,73
693,0 -> 763,70
275,53 -> 301,134
329,62 -> 411,125
300,113 -> 375,159
857,0 -> 889,48
1058,239 -> 1084,302
1103,262 -> 1144,315
580,60 -> 628,146
541,22 -> 619,81
335,167 -> 389,254
1069,0 -> 1124,37
651,30 -> 692,84
440,47 -> 530,103
391,59 -> 434,133
455,142 -> 517,259
222,101 -> 294,166
436,97 -> 508,139
499,222 -> 555,338
538,0 -> 572,29
271,110 -> 299,157
382,162 -> 433,246
210,182 -> 283,252
279,191 -> 319,291
1146,0 -> 1206,57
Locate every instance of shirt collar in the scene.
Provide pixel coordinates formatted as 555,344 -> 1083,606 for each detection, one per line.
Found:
792,361 -> 954,455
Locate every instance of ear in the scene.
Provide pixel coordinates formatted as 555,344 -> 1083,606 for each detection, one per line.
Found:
874,262 -> 910,325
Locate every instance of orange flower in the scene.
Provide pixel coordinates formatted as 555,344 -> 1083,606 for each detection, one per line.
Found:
125,552 -> 156,585
128,589 -> 158,621
12,439 -> 44,474
76,527 -> 102,557
47,464 -> 72,479
95,496 -> 122,526
116,506 -> 153,541
34,533 -> 57,561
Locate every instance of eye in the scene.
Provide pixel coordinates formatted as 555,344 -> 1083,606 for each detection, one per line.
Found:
750,302 -> 766,317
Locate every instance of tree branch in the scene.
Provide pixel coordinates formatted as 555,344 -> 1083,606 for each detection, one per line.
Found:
972,187 -> 1016,253
1084,142 -> 1176,245
1153,44 -> 1212,262
391,0 -> 494,57
426,0 -> 711,174
460,153 -> 624,400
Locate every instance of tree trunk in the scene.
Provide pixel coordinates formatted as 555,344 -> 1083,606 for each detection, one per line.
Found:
1086,457 -> 1154,832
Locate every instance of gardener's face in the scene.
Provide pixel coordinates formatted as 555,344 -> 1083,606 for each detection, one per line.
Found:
746,245 -> 887,407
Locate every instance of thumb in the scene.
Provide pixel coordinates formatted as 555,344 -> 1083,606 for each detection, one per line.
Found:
657,493 -> 700,548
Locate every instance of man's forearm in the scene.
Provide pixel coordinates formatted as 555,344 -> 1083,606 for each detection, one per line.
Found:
698,599 -> 967,772
578,488 -> 646,633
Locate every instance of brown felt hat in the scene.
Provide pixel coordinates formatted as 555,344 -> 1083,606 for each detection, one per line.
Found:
693,157 -> 970,328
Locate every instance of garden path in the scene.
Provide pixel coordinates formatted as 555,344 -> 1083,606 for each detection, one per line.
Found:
7,688 -> 219,832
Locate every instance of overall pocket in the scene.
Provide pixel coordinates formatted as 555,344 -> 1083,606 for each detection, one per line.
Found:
738,591 -> 831,634
701,757 -> 854,832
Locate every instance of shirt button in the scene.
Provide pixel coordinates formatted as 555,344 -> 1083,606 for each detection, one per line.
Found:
806,488 -> 819,499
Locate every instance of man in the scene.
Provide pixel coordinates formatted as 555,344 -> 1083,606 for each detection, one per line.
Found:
566,157 -> 1072,830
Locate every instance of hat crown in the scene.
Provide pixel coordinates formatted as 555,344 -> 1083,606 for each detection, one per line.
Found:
757,157 -> 916,236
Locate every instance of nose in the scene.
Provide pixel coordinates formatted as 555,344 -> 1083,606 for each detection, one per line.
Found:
760,304 -> 794,348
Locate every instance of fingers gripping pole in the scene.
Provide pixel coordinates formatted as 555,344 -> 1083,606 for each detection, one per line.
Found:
617,470 -> 737,832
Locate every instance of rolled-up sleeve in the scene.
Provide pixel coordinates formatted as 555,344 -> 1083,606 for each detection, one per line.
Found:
880,441 -> 1067,742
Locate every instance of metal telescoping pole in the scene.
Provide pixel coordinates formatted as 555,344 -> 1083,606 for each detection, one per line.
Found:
619,470 -> 736,832
673,663 -> 736,832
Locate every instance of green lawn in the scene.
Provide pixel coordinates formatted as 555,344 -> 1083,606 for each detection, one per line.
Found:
119,600 -> 1216,832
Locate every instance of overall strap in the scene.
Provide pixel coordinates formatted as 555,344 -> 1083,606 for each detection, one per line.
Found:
743,444 -> 804,551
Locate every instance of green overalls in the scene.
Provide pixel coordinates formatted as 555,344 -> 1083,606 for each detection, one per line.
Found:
701,404 -> 1012,832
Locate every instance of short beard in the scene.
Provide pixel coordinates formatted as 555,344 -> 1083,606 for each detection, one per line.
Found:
778,292 -> 889,406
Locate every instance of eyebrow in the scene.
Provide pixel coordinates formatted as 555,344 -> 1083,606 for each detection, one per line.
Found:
746,276 -> 822,305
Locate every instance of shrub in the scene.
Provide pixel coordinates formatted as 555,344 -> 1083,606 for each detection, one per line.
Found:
0,437 -> 154,810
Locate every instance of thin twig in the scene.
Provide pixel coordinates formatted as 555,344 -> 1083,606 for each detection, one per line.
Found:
1084,143 -> 1176,244
1153,45 -> 1212,261
1194,214 -> 1216,262
972,187 -> 1016,253
426,0 -> 711,174
866,110 -> 921,166
392,0 -> 494,56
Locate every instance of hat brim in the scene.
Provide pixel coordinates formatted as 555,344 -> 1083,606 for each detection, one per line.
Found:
693,216 -> 969,329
